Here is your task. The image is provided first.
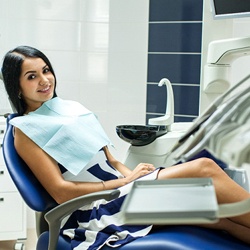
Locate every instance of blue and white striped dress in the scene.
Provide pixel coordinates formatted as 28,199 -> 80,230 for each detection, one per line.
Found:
60,149 -> 160,250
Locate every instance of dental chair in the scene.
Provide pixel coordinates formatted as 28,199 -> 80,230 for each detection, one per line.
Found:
2,114 -> 250,250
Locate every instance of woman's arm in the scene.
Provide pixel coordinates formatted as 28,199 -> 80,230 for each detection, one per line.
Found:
14,128 -> 129,204
103,146 -> 156,182
14,129 -> 155,204
102,146 -> 132,177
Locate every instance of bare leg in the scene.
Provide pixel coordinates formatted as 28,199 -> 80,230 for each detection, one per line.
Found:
157,158 -> 250,228
199,218 -> 250,244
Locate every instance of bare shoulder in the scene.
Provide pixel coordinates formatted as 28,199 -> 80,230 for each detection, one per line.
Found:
13,127 -> 58,175
14,127 -> 40,156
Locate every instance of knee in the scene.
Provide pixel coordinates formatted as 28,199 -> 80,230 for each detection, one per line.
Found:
194,157 -> 223,178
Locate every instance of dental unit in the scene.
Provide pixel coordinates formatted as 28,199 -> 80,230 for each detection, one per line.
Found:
120,79 -> 250,230
116,78 -> 193,169
171,36 -> 250,169
117,36 -> 250,170
118,36 -> 250,227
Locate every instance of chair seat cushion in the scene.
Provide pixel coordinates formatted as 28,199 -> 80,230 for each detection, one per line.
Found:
37,226 -> 250,250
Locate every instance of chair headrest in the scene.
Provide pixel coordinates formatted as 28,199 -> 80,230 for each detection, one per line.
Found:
2,114 -> 57,211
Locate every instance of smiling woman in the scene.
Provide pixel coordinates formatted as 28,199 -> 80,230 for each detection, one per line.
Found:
2,46 -> 250,249
1,46 -> 57,115
19,58 -> 55,113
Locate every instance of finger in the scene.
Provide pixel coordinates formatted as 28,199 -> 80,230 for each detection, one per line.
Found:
146,165 -> 154,171
145,163 -> 154,168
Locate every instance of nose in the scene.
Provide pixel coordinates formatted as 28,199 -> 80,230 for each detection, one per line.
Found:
39,75 -> 49,86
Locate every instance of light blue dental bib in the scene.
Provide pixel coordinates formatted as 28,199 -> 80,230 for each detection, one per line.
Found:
10,97 -> 112,175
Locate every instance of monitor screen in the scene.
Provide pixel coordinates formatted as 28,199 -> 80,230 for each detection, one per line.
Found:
211,0 -> 250,19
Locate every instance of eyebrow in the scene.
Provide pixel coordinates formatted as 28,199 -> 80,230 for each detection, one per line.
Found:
24,64 -> 48,76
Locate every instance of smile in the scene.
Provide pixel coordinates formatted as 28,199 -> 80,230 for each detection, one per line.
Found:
38,85 -> 51,92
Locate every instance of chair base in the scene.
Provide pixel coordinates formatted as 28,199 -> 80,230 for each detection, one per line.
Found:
37,226 -> 250,250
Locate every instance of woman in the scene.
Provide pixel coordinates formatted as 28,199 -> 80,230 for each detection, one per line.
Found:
2,46 -> 250,249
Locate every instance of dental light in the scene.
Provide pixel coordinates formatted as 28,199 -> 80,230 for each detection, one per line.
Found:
203,36 -> 250,93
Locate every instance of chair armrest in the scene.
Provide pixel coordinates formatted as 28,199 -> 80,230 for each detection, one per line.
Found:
44,189 -> 120,250
218,197 -> 250,218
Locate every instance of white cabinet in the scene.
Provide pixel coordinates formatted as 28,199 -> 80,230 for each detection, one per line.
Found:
0,116 -> 27,248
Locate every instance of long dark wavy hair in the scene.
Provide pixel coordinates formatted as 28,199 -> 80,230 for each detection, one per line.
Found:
1,46 -> 57,115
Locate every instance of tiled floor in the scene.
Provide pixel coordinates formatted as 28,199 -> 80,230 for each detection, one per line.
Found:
0,229 -> 37,250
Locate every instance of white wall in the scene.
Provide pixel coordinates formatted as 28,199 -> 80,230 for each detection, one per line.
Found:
0,0 -> 149,162
0,0 -> 149,229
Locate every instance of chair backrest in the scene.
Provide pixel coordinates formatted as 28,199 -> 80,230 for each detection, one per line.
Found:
2,113 -> 57,212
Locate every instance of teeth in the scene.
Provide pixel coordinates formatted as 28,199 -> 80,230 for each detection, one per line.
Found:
40,86 -> 50,92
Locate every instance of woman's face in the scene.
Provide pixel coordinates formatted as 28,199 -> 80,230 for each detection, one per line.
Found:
19,57 -> 55,113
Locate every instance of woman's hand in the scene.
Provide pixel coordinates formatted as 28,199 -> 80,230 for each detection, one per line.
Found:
124,163 -> 155,183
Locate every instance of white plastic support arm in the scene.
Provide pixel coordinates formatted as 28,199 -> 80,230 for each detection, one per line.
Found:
207,37 -> 250,65
204,37 -> 250,93
218,198 -> 250,218
45,189 -> 120,250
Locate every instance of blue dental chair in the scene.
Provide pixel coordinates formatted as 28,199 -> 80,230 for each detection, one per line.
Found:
2,114 -> 250,250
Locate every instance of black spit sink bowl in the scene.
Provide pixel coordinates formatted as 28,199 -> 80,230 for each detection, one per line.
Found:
116,125 -> 168,146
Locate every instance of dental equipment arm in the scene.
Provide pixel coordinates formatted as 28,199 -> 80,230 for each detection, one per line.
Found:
174,91 -> 250,164
148,78 -> 174,131
170,73 -> 250,154
204,37 -> 250,93
217,124 -> 250,167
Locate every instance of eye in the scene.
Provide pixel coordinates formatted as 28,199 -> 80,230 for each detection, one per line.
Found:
43,67 -> 51,74
27,74 -> 36,80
